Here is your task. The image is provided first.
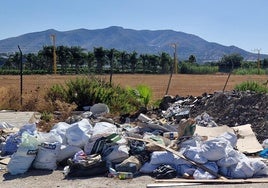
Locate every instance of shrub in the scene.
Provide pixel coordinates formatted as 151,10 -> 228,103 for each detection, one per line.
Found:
127,84 -> 152,108
179,62 -> 218,74
233,68 -> 266,75
235,81 -> 268,93
45,76 -> 143,114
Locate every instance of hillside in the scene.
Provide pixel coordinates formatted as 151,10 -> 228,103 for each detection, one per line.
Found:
0,26 -> 266,62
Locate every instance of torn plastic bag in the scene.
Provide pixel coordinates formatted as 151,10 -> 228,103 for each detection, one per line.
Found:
2,123 -> 37,155
2,132 -> 21,155
7,132 -> 39,175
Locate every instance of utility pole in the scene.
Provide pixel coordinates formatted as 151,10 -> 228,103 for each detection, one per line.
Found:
253,48 -> 261,74
18,45 -> 23,106
172,43 -> 178,74
50,34 -> 57,74
165,43 -> 178,95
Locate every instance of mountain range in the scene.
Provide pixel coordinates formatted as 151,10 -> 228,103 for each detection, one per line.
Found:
0,26 -> 266,62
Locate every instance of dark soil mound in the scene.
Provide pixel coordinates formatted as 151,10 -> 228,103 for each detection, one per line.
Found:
189,91 -> 268,143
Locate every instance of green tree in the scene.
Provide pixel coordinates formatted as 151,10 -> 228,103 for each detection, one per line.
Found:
188,54 -> 196,64
70,46 -> 86,74
220,53 -> 243,69
129,51 -> 138,74
159,52 -> 172,74
56,46 -> 71,74
94,47 -> 106,74
140,54 -> 148,73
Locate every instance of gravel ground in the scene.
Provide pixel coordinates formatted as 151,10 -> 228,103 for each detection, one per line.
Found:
1,166 -> 268,188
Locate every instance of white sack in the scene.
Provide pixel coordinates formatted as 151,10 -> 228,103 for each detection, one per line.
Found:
139,162 -> 159,174
103,144 -> 129,163
200,138 -> 230,161
218,132 -> 237,148
33,141 -> 61,170
66,119 -> 93,147
193,162 -> 218,179
56,145 -> 82,162
150,151 -> 189,165
182,146 -> 207,164
50,122 -> 72,145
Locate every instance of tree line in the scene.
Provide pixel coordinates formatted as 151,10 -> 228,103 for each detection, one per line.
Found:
0,45 -> 267,75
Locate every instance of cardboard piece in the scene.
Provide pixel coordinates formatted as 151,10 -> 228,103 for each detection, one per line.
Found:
0,157 -> 10,165
195,124 -> 263,154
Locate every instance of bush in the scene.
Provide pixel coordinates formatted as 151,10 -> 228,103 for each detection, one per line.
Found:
179,62 -> 218,74
233,68 -> 266,75
235,81 -> 268,93
45,76 -> 143,114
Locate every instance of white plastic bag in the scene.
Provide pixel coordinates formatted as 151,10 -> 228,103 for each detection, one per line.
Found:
200,138 -> 229,161
50,122 -> 72,145
182,146 -> 207,164
7,132 -> 39,175
66,119 -> 93,147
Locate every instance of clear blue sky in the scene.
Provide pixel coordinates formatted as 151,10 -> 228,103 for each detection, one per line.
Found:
1,0 -> 267,54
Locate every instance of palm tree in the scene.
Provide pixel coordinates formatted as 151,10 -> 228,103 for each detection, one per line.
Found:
70,46 -> 86,74
94,47 -> 106,74
160,52 -> 172,74
56,46 -> 71,74
140,54 -> 148,74
129,51 -> 138,74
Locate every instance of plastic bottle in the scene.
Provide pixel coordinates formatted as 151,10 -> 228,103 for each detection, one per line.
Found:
118,172 -> 133,180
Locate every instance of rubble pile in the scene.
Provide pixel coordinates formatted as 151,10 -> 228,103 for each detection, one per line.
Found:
189,91 -> 268,143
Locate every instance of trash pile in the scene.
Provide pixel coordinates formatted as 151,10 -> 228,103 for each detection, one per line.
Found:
0,92 -> 268,181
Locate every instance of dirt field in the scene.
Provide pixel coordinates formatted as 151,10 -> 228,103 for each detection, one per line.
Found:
1,74 -> 268,187
0,74 -> 267,101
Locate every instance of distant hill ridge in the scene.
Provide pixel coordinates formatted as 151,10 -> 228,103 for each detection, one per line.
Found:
0,26 -> 266,62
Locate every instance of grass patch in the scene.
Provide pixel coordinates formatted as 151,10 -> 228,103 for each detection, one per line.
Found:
235,80 -> 268,93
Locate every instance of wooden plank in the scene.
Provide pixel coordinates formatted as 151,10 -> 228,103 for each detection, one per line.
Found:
147,182 -> 202,187
155,178 -> 268,184
125,136 -> 227,180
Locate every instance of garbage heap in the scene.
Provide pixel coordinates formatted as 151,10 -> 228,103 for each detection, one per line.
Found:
0,91 -> 268,180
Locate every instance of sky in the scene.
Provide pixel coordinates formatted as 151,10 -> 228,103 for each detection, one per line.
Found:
0,0 -> 268,54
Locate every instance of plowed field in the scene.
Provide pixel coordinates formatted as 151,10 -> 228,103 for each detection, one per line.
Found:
0,74 -> 267,100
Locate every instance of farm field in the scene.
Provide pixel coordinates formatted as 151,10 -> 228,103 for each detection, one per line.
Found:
0,74 -> 267,101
